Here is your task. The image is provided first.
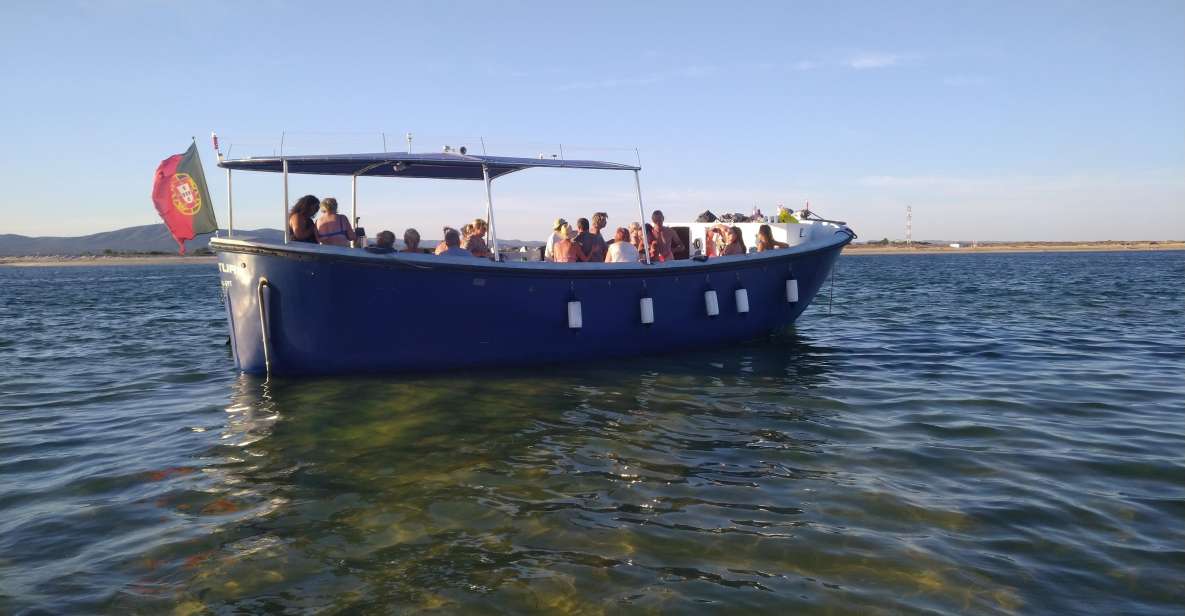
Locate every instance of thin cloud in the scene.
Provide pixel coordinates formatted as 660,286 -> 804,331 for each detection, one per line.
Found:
790,60 -> 820,71
674,64 -> 716,78
846,52 -> 910,70
556,65 -> 716,91
943,75 -> 987,87
557,75 -> 664,91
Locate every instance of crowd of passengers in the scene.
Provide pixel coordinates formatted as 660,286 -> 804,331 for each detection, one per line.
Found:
287,194 -> 790,262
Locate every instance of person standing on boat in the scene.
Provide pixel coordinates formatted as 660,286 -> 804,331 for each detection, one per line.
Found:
650,210 -> 684,261
437,228 -> 474,257
644,224 -> 663,261
552,223 -> 587,263
543,218 -> 568,262
587,212 -> 609,261
572,218 -> 597,261
604,228 -> 639,263
465,218 -> 492,258
288,195 -> 320,244
314,198 -> 358,247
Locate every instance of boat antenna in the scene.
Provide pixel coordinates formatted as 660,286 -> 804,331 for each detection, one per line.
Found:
382,132 -> 388,153
480,136 -> 487,154
406,132 -> 413,153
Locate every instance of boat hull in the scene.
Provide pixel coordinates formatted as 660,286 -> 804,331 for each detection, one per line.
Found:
214,230 -> 851,375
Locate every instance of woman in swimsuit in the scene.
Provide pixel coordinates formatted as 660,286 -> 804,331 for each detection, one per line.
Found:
314,197 -> 357,247
552,223 -> 587,263
755,224 -> 789,252
288,195 -> 320,243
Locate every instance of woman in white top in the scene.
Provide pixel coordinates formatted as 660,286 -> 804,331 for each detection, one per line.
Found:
543,217 -> 568,262
604,227 -> 640,263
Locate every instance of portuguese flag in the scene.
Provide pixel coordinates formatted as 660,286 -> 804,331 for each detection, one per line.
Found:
151,142 -> 218,254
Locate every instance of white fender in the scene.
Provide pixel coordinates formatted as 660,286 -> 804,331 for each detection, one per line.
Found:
640,297 -> 655,324
735,288 -> 750,313
704,290 -> 719,317
786,279 -> 799,303
567,300 -> 583,329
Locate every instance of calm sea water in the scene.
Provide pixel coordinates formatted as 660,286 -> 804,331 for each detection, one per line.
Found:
1,252 -> 1182,614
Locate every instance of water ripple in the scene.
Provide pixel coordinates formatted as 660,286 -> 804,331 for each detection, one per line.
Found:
1,253 -> 1183,614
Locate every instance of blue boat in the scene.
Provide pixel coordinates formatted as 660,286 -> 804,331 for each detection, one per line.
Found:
210,151 -> 854,375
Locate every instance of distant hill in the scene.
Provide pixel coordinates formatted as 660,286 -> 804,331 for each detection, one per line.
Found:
0,223 -> 543,256
0,224 -> 282,256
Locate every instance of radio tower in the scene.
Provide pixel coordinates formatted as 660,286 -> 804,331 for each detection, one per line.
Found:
905,205 -> 913,246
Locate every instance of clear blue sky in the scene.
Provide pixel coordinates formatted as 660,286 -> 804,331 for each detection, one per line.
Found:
2,1 -> 1182,241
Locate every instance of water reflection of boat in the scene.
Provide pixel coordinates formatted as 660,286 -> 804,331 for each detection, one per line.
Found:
211,151 -> 854,375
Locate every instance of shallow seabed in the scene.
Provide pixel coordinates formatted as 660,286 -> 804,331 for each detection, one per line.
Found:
1,251 -> 1182,614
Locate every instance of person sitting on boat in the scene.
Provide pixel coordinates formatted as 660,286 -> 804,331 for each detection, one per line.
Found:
587,212 -> 609,261
437,228 -> 474,257
434,227 -> 458,255
604,228 -> 639,263
755,224 -> 790,252
552,223 -> 587,263
314,197 -> 358,247
721,226 -> 746,256
543,218 -> 568,262
650,210 -> 685,261
402,228 -> 421,253
465,218 -> 492,258
366,230 -> 396,254
288,195 -> 320,244
573,218 -> 598,261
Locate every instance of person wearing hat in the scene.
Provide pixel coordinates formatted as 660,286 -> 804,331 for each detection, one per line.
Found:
543,217 -> 569,262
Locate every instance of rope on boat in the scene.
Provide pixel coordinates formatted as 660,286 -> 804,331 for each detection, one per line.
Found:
829,259 -> 839,315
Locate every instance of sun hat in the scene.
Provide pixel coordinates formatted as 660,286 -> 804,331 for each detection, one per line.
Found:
553,218 -> 568,232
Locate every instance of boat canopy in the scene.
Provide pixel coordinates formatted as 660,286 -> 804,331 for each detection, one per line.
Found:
217,152 -> 640,180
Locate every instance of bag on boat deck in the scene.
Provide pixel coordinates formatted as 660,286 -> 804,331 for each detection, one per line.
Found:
696,210 -> 718,223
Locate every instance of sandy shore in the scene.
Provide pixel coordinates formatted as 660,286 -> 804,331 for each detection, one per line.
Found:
844,241 -> 1185,256
0,255 -> 218,267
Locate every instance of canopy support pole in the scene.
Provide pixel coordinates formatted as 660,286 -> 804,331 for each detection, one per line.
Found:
351,175 -> 358,248
633,170 -> 651,264
282,158 -> 289,244
226,168 -> 234,238
482,164 -> 499,260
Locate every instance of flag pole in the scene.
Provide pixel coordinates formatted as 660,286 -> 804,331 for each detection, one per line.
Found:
212,132 -> 231,238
